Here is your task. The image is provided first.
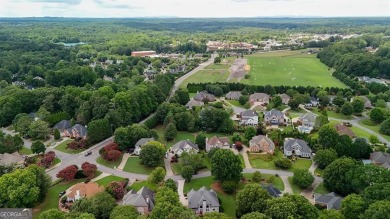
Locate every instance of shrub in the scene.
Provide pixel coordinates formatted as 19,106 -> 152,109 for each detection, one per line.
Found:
81,162 -> 97,178
267,176 -> 275,183
103,150 -> 122,162
235,141 -> 243,151
54,129 -> 61,140
41,151 -> 56,168
221,181 -> 238,194
274,158 -> 292,169
252,171 -> 262,182
57,165 -> 78,181
75,170 -> 87,179
292,169 -> 315,189
106,182 -> 125,200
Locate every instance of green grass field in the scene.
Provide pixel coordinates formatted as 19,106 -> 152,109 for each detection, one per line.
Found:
240,51 -> 347,88
358,119 -> 390,141
20,147 -> 32,155
314,182 -> 329,195
180,69 -> 230,89
96,154 -> 123,169
54,139 -> 86,154
123,157 -> 163,174
95,175 -> 125,187
288,177 -> 303,194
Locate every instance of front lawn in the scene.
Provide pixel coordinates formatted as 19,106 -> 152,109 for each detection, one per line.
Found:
226,100 -> 246,108
358,119 -> 390,141
95,175 -> 125,187
33,179 -> 84,219
20,147 -> 32,155
123,157 -> 162,174
288,177 -> 303,194
311,108 -> 353,120
242,173 -> 285,191
54,139 -> 85,154
248,150 -> 283,170
238,154 -> 246,168
291,159 -> 312,171
314,182 -> 329,195
96,155 -> 123,169
129,180 -> 158,192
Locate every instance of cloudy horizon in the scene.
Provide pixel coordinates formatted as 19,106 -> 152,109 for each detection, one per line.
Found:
0,0 -> 389,18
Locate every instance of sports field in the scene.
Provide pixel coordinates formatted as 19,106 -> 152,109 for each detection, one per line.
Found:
240,50 -> 347,88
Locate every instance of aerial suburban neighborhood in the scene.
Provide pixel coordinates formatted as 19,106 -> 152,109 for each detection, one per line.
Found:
1,1 -> 390,219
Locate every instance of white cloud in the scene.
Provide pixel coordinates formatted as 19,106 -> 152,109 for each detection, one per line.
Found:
0,0 -> 389,17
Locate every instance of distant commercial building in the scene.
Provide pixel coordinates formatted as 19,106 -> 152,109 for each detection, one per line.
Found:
131,51 -> 156,57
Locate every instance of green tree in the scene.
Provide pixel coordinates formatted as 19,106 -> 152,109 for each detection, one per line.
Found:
14,114 -> 33,136
288,98 -> 300,110
239,95 -> 249,106
340,194 -> 365,219
362,201 -> 390,219
292,169 -> 314,189
264,197 -> 297,219
380,118 -> 390,135
370,108 -> 385,124
287,194 -> 318,219
318,125 -> 339,148
203,212 -> 230,219
323,157 -> 360,196
362,183 -> 390,205
148,167 -> 166,185
211,149 -> 242,182
314,115 -> 329,130
164,179 -> 177,191
318,210 -> 345,219
340,102 -> 354,116
72,192 -> 117,219
109,205 -> 139,219
352,97 -> 365,114
31,141 -> 46,154
241,212 -> 269,219
195,134 -> 206,151
348,165 -> 390,193
244,126 -> 257,141
181,165 -> 194,182
87,119 -> 111,145
314,149 -> 338,169
236,184 -> 271,217
164,122 -> 177,141
272,96 -> 282,107
39,209 -> 65,219
54,128 -> 61,140
28,120 -> 50,140
139,141 -> 165,167
252,171 -> 262,182
214,57 -> 221,64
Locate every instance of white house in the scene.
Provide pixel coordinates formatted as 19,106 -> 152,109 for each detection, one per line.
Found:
187,187 -> 220,215
283,138 -> 312,158
239,110 -> 258,126
205,136 -> 230,152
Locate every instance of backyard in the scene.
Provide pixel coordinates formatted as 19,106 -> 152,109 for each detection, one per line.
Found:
123,157 -> 163,174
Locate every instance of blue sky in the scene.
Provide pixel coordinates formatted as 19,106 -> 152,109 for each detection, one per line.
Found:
1,0 -> 389,17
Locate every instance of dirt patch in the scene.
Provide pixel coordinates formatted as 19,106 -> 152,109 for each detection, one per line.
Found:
244,64 -> 250,71
211,182 -> 227,195
228,58 -> 248,82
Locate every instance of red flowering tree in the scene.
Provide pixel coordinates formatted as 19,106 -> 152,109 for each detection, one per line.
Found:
66,141 -> 80,150
106,182 -> 125,200
104,142 -> 120,152
235,141 -> 243,151
56,165 -> 78,181
78,139 -> 88,149
81,162 -> 97,178
41,151 -> 56,168
103,150 -> 122,162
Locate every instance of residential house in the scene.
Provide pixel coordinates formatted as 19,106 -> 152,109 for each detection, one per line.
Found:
264,109 -> 287,126
53,120 -> 72,133
225,91 -> 242,100
239,110 -> 258,126
185,99 -> 205,109
171,140 -> 199,156
249,135 -> 275,154
262,185 -> 282,197
105,60 -> 114,65
194,91 -> 216,102
65,124 -> 87,139
205,136 -> 230,152
249,93 -> 270,105
370,152 -> 390,169
356,96 -> 373,109
28,112 -> 39,121
283,138 -> 312,158
279,93 -> 290,104
67,182 -> 104,202
305,97 -> 319,108
314,193 -> 343,210
122,187 -> 155,215
169,65 -> 186,74
297,112 -> 317,134
335,124 -> 356,138
187,187 -> 220,215
0,152 -> 24,167
12,81 -> 26,86
134,138 -> 155,155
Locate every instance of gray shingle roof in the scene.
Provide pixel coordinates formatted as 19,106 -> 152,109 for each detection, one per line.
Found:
187,187 -> 220,209
262,184 -> 281,197
122,187 -> 155,211
194,91 -> 216,102
264,109 -> 284,118
300,112 -> 317,124
284,138 -> 312,154
314,192 -> 343,210
226,91 -> 242,100
72,124 -> 87,137
250,93 -> 270,101
135,138 -> 154,147
53,120 -> 72,130
240,110 -> 257,117
172,140 -> 198,151
370,152 -> 390,164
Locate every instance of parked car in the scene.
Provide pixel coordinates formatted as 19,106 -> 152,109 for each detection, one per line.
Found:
343,121 -> 352,127
84,151 -> 92,157
58,191 -> 66,197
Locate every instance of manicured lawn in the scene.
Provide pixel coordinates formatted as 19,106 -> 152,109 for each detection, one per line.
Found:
96,155 -> 123,169
20,147 -> 32,155
248,150 -> 283,170
95,175 -> 125,187
311,108 -> 352,120
33,179 -> 84,219
314,167 -> 324,177
172,156 -> 211,175
291,159 -> 312,171
242,173 -> 285,191
205,63 -> 230,70
288,177 -> 303,194
349,126 -> 372,139
226,100 -> 246,108
123,157 -> 162,174
314,182 -> 329,195
240,51 -> 347,88
358,119 -> 390,141
129,180 -> 158,191
287,108 -> 306,118
54,139 -> 85,154
53,157 -> 61,166
238,154 -> 246,168
180,69 -> 230,89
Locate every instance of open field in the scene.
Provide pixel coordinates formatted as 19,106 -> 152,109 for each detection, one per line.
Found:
180,69 -> 230,89
240,51 -> 347,88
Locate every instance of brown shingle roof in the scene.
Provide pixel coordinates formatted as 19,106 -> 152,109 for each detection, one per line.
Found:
68,182 -> 104,200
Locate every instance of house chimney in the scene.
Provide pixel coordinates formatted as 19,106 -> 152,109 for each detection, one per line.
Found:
202,200 -> 207,211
